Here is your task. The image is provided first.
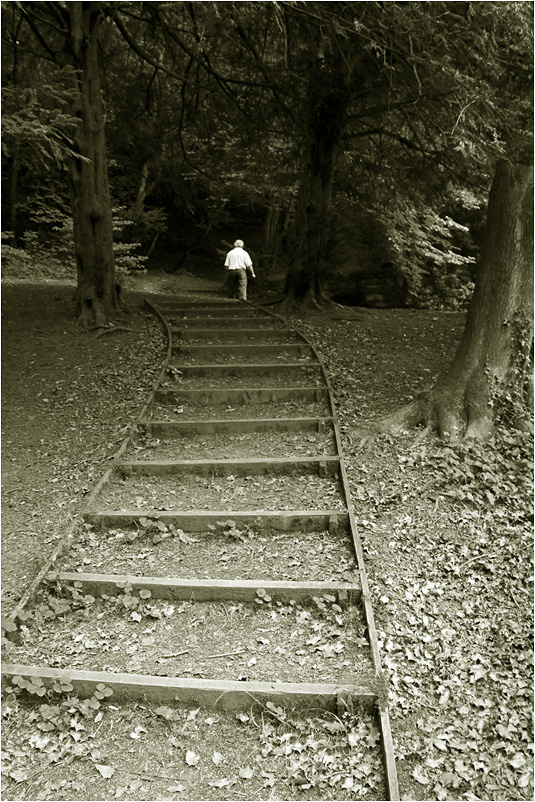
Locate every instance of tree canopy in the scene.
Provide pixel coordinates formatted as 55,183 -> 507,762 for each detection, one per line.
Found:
1,2 -> 532,317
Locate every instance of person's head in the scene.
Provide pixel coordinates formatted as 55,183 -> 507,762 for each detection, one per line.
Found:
234,239 -> 244,248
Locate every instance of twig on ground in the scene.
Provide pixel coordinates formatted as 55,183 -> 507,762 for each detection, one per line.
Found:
206,648 -> 245,659
160,650 -> 189,659
459,551 -> 500,570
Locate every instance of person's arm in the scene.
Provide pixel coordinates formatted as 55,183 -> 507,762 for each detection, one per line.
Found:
245,253 -> 255,277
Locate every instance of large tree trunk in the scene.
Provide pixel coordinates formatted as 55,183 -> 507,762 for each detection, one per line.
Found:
282,36 -> 349,310
65,2 -> 118,326
10,150 -> 20,247
387,156 -> 534,440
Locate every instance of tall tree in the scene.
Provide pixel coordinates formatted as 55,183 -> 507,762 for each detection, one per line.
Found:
3,1 -> 118,325
383,152 -> 533,440
374,2 -> 534,439
63,2 -> 117,325
262,1 -> 494,309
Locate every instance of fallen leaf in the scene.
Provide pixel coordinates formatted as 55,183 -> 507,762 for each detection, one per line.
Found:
185,750 -> 200,766
130,725 -> 147,739
412,766 -> 430,785
155,706 -> 175,720
212,751 -> 223,765
96,764 -> 115,779
509,752 -> 526,769
9,769 -> 28,783
209,778 -> 234,788
239,765 -> 254,779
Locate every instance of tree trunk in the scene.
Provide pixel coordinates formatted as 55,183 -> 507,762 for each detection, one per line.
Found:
65,2 -> 118,326
260,203 -> 280,275
282,37 -> 349,309
387,156 -> 534,440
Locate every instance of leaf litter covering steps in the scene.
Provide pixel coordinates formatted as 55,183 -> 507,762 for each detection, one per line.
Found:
170,314 -> 285,324
1,298 -> 398,800
172,346 -> 314,364
162,369 -> 325,389
130,430 -> 337,459
119,457 -> 341,479
155,386 -> 331,404
95,473 -> 347,512
1,686 -> 386,802
48,573 -> 361,606
150,398 -> 330,421
61,526 -> 358,582
175,327 -> 302,342
9,591 -> 375,685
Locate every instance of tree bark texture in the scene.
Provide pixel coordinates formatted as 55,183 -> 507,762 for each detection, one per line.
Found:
65,2 -> 118,326
390,157 -> 533,440
283,36 -> 349,308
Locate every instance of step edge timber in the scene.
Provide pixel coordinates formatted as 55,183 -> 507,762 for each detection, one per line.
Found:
170,327 -> 299,333
85,510 -> 349,534
172,341 -> 312,346
168,312 -> 272,318
117,457 -> 340,476
169,362 -> 320,369
143,418 -> 334,437
144,416 -> 333,427
170,330 -> 302,341
1,664 -> 377,712
170,317 -> 276,323
155,386 -> 328,397
171,343 -> 309,350
46,573 -> 361,604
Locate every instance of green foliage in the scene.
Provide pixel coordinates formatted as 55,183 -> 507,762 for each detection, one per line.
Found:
127,516 -> 195,546
329,181 -> 480,309
2,1 -> 532,310
382,198 -> 477,309
410,427 -> 533,528
489,317 -> 534,428
1,82 -> 80,168
2,675 -> 113,783
1,202 -> 151,281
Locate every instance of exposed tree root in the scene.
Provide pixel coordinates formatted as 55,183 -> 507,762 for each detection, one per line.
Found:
261,292 -> 365,319
358,384 -> 533,448
90,324 -> 132,337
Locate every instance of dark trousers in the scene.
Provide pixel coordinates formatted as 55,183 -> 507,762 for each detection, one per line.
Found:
227,268 -> 247,300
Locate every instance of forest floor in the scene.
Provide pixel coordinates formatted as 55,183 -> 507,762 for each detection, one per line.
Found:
1,270 -> 533,802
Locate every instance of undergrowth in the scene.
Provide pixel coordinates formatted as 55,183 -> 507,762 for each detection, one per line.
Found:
409,426 -> 533,524
2,677 -> 114,784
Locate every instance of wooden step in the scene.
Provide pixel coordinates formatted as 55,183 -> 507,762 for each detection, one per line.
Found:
167,362 -> 321,378
154,387 -> 329,404
1,664 -> 376,713
159,301 -> 248,310
164,307 -> 271,318
142,417 -> 333,436
46,573 -> 361,604
171,328 -> 302,342
117,456 -> 340,477
171,343 -> 312,358
85,509 -> 349,533
171,318 -> 284,329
